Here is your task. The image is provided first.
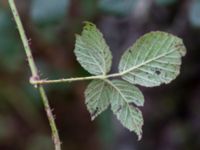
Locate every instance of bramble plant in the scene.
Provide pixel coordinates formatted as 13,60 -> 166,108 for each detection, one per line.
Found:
72,22 -> 186,140
8,0 -> 186,149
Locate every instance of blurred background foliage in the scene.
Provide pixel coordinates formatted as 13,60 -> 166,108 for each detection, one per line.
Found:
0,0 -> 200,150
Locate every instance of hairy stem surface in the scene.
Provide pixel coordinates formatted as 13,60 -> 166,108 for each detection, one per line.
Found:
30,73 -> 122,85
8,0 -> 61,149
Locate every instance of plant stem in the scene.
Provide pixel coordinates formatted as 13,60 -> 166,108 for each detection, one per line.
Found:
30,72 -> 123,85
39,86 -> 61,150
8,1 -> 61,150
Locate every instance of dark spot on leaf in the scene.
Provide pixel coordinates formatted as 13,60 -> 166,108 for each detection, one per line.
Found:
155,70 -> 161,75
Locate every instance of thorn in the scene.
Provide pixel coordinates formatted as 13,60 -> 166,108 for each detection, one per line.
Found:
28,38 -> 32,45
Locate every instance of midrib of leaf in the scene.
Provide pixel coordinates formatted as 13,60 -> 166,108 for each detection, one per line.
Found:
102,45 -> 107,75
87,42 -> 107,75
96,81 -> 106,104
120,46 -> 181,76
83,24 -> 108,75
77,39 -> 105,74
89,49 -> 105,74
104,79 -> 133,112
93,39 -> 108,75
141,33 -> 166,64
105,79 -> 143,138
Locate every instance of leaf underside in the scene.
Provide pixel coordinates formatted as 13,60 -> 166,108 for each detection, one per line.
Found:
108,80 -> 144,140
77,22 -> 187,141
74,22 -> 112,75
85,79 -> 144,140
119,31 -> 186,87
85,80 -> 110,120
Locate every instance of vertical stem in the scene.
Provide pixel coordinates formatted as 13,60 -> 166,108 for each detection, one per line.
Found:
8,0 -> 61,150
9,0 -> 38,77
39,86 -> 61,150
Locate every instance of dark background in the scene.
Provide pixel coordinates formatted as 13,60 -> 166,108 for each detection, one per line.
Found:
0,0 -> 200,150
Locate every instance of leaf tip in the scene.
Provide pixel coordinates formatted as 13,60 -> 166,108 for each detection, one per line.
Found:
91,116 -> 96,121
83,20 -> 94,24
83,21 -> 96,30
137,134 -> 142,141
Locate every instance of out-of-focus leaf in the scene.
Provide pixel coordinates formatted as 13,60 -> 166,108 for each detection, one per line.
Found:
189,0 -> 200,28
0,11 -> 23,72
155,0 -> 177,6
30,0 -> 70,24
0,82 -> 43,129
98,0 -> 138,16
30,0 -> 70,42
0,116 -> 14,140
26,134 -> 53,150
81,0 -> 97,18
97,109 -> 114,148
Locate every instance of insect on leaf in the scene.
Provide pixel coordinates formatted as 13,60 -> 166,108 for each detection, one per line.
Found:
107,79 -> 144,140
74,22 -> 112,75
85,80 -> 110,120
119,31 -> 186,87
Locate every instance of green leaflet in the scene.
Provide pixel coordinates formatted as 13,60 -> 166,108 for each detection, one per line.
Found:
85,80 -> 110,120
74,22 -> 112,75
85,79 -> 144,140
119,31 -> 186,87
107,79 -> 144,140
107,79 -> 144,107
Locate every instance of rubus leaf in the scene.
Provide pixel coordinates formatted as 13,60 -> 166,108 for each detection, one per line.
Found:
85,80 -> 110,120
74,22 -> 112,75
106,79 -> 144,140
119,31 -> 186,87
77,23 -> 187,140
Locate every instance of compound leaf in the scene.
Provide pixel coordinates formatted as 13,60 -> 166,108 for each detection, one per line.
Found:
119,31 -> 186,87
85,80 -> 110,120
107,79 -> 144,140
74,22 -> 112,75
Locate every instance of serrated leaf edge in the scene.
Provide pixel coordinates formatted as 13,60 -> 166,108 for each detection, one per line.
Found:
104,79 -> 144,139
